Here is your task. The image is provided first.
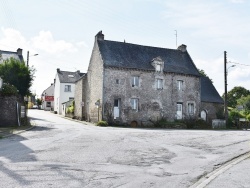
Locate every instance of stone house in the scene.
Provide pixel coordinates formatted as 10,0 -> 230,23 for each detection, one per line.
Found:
54,68 -> 85,114
82,31 -> 223,126
0,48 -> 24,64
41,83 -> 54,111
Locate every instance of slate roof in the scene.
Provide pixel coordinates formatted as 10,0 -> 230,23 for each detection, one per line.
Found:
201,76 -> 224,104
97,40 -> 200,76
0,49 -> 24,64
57,70 -> 86,83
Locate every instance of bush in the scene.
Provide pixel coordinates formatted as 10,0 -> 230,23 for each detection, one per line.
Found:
66,100 -> 75,114
97,121 -> 108,127
0,83 -> 18,96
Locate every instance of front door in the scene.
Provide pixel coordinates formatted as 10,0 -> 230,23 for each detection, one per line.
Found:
114,99 -> 120,119
176,103 -> 183,119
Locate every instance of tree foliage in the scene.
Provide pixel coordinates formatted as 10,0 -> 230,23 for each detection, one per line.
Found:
223,86 -> 250,108
198,69 -> 213,83
237,95 -> 250,112
0,58 -> 35,97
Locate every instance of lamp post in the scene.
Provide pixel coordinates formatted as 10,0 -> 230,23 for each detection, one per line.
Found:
27,51 -> 38,67
224,51 -> 236,127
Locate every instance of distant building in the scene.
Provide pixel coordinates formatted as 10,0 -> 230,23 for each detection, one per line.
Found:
0,48 -> 24,63
41,83 -> 55,111
54,68 -> 85,115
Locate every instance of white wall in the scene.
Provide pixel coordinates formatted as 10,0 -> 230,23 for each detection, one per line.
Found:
54,74 -> 61,114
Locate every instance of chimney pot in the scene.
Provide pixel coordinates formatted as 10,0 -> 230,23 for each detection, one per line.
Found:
57,68 -> 60,73
177,44 -> 187,52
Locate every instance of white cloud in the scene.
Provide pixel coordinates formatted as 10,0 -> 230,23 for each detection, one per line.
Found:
31,31 -> 78,54
0,28 -> 88,95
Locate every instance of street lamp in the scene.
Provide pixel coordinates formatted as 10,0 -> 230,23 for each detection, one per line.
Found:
224,51 -> 236,127
27,51 -> 38,67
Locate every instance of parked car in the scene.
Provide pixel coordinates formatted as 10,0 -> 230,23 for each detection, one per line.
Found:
32,105 -> 38,109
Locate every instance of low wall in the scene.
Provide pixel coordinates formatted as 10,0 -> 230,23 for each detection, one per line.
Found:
0,95 -> 24,127
212,119 -> 226,129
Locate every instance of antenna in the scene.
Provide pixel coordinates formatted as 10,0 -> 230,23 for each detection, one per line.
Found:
175,30 -> 177,48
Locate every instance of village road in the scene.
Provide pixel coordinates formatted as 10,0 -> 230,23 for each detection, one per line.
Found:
1,110 -> 250,188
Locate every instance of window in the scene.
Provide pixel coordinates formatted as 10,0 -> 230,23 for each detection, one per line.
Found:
188,103 -> 194,115
177,80 -> 183,90
65,85 -> 71,92
131,76 -> 139,87
156,64 -> 162,72
46,102 -> 51,107
157,79 -> 163,89
130,98 -> 138,111
116,79 -> 120,84
69,97 -> 74,101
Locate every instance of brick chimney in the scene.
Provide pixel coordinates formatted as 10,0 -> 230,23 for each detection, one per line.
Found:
95,31 -> 104,41
17,48 -> 23,55
177,44 -> 187,52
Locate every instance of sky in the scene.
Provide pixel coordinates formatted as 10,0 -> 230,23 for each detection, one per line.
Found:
0,0 -> 249,96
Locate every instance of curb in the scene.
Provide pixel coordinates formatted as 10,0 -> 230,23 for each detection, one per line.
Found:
190,151 -> 250,188
2,123 -> 36,138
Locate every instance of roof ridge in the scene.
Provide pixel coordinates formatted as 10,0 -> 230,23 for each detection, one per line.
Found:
101,39 -> 178,51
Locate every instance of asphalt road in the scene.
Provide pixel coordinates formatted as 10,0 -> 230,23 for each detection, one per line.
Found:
1,110 -> 250,188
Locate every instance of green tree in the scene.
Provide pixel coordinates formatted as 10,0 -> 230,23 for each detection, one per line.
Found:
198,69 -> 213,83
223,86 -> 250,108
0,57 -> 35,97
237,95 -> 250,112
36,98 -> 42,106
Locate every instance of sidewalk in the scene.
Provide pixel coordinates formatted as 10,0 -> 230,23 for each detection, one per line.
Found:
0,125 -> 34,138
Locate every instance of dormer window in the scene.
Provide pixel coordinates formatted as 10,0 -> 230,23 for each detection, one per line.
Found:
156,64 -> 162,72
151,56 -> 164,73
68,75 -> 74,78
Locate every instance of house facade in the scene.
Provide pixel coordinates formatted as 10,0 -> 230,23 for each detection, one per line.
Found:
41,83 -> 54,111
84,31 -> 221,126
0,48 -> 24,64
54,68 -> 85,114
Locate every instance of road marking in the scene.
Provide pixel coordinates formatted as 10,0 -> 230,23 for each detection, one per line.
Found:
190,151 -> 250,188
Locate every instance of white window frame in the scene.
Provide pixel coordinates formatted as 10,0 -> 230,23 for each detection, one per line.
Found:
177,80 -> 183,90
130,98 -> 138,111
131,76 -> 139,87
157,79 -> 163,89
188,103 -> 194,115
65,85 -> 71,92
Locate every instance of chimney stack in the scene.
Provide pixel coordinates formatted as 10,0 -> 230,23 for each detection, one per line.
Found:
17,48 -> 23,55
95,31 -> 104,41
177,44 -> 187,52
57,68 -> 60,73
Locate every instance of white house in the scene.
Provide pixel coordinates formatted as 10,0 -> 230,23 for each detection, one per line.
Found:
41,83 -> 54,111
54,68 -> 85,114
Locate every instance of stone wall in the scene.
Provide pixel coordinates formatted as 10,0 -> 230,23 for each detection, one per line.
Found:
86,38 -> 104,122
201,102 -> 224,125
74,76 -> 87,120
0,95 -> 24,127
102,67 -> 201,125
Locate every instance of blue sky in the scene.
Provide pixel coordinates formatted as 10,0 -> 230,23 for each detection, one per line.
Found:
0,0 -> 249,96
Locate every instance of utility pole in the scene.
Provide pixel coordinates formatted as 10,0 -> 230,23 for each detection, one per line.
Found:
224,51 -> 228,127
27,51 -> 29,67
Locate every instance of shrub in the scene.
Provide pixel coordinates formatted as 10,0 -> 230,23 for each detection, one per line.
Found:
97,121 -> 108,127
0,83 -> 18,96
66,100 -> 75,114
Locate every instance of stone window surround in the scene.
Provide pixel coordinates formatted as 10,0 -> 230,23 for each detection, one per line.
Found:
131,76 -> 139,87
130,98 -> 139,111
